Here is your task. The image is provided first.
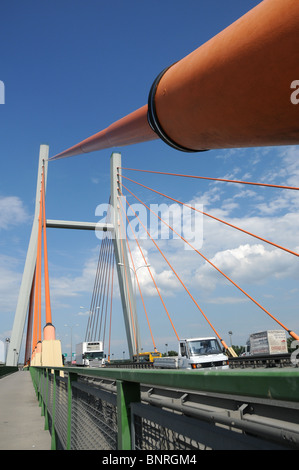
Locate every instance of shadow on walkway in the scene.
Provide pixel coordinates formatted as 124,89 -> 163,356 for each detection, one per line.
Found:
0,370 -> 51,450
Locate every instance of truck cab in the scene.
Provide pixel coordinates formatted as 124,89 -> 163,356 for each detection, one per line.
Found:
82,350 -> 105,367
179,337 -> 229,370
76,341 -> 105,367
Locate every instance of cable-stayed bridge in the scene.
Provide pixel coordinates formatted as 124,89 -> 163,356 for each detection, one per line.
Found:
2,0 -> 299,450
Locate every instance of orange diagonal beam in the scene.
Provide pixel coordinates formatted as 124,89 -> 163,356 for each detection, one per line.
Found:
41,168 -> 52,325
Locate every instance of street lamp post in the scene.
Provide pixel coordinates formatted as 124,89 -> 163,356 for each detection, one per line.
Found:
118,262 -> 151,299
5,338 -> 10,363
64,324 -> 79,364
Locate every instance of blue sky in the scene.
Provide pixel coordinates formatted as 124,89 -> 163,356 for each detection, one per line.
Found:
1,0 -> 299,360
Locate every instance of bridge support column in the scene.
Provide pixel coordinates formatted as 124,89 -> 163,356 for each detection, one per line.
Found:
110,152 -> 141,360
6,145 -> 49,366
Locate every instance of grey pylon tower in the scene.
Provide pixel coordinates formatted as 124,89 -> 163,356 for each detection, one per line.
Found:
6,148 -> 141,365
6,145 -> 49,366
110,152 -> 141,360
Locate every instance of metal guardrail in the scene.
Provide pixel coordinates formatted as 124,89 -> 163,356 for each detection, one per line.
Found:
105,361 -> 154,369
0,366 -> 18,378
30,365 -> 299,450
228,353 -> 293,368
105,353 -> 295,370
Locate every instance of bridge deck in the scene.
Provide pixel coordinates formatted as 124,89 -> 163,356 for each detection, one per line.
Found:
0,370 -> 51,450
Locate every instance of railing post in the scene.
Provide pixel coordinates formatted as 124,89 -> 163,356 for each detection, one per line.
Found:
37,368 -> 43,408
40,368 -> 48,418
44,368 -> 50,431
40,368 -> 45,416
51,369 -> 58,450
116,380 -> 140,450
66,371 -> 77,450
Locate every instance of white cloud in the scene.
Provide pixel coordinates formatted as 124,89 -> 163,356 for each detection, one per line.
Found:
37,146 -> 299,321
205,296 -> 248,305
193,243 -> 299,292
126,147 -> 299,299
50,254 -> 98,301
122,244 -> 178,297
0,196 -> 29,229
0,255 -> 22,312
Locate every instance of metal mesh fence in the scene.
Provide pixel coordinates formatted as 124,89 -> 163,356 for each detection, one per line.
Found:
32,367 -> 299,450
132,403 -> 210,450
70,380 -> 118,450
47,373 -> 54,418
55,375 -> 69,449
133,417 -> 203,450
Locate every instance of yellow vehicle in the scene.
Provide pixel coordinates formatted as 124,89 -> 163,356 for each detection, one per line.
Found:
133,351 -> 162,363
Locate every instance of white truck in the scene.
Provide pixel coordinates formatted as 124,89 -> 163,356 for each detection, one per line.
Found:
249,330 -> 288,355
75,341 -> 105,367
153,337 -> 229,371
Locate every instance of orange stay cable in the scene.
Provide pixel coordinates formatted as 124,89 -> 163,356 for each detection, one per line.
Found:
32,180 -> 43,352
120,167 -> 299,191
37,225 -> 42,344
121,175 -> 299,258
118,195 -> 180,342
118,203 -> 158,352
41,167 -> 53,325
121,182 -> 299,342
118,194 -> 225,347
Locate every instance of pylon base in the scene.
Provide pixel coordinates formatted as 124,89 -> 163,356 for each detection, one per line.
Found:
41,339 -> 63,368
33,352 -> 42,366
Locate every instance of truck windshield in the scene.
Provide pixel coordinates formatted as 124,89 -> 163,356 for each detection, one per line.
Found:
188,339 -> 222,356
85,352 -> 104,360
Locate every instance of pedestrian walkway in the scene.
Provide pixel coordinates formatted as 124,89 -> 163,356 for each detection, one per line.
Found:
0,370 -> 51,450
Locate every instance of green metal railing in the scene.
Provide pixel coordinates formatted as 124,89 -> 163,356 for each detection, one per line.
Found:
30,365 -> 299,450
0,365 -> 18,377
30,366 -> 143,450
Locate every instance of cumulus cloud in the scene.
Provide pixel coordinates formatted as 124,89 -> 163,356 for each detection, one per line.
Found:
0,255 -> 22,312
192,243 -> 299,293
0,196 -> 29,229
50,255 -> 98,301
0,197 -> 32,340
124,146 -> 299,300
40,146 -> 299,308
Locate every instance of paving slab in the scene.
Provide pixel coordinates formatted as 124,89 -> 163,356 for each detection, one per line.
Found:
0,370 -> 51,450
